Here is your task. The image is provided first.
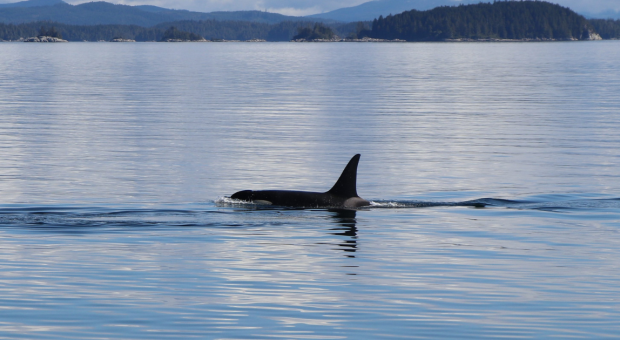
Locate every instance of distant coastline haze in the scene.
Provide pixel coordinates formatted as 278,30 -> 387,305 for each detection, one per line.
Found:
0,0 -> 618,19
1,1 -> 618,41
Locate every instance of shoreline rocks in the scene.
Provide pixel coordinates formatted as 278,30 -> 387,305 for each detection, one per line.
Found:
587,32 -> 603,40
23,36 -> 68,43
292,37 -> 406,42
7,35 -> 608,43
344,37 -> 406,42
161,38 -> 208,42
445,38 -> 566,42
445,36 -> 602,42
110,38 -> 136,42
209,39 -> 241,42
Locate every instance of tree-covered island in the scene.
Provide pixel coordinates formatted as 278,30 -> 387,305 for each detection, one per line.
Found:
365,1 -> 602,41
22,25 -> 68,42
292,23 -> 336,41
159,26 -> 206,41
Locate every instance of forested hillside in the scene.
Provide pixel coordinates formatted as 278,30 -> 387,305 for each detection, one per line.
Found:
0,20 -> 350,41
368,1 -> 600,41
588,19 -> 620,39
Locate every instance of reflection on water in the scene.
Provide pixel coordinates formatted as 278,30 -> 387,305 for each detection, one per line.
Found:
328,209 -> 358,256
0,199 -> 618,338
0,42 -> 619,339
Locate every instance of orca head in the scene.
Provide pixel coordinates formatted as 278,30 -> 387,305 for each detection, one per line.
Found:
231,190 -> 253,201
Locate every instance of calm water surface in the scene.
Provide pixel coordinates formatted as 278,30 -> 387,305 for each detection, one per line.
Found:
0,41 -> 619,338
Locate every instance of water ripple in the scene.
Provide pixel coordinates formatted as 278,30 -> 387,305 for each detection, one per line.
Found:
0,42 -> 619,339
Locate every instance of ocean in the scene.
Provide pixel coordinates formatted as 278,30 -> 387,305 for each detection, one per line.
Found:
0,41 -> 619,338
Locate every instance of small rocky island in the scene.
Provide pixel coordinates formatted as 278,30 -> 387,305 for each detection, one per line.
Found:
291,23 -> 335,42
110,37 -> 136,42
291,23 -> 404,42
23,26 -> 67,42
24,36 -> 68,42
160,26 -> 206,42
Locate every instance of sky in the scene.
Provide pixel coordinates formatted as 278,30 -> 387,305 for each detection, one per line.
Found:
3,0 -> 620,16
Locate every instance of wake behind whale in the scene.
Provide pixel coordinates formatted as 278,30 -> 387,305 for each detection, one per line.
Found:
0,197 -> 618,229
224,154 -> 620,211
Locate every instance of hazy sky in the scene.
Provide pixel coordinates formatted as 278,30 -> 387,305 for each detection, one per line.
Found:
5,0 -> 620,16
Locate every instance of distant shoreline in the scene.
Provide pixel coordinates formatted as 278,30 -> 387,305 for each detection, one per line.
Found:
5,38 -> 615,43
2,1 -> 620,43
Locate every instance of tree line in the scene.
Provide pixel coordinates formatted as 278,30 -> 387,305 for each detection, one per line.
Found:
38,26 -> 63,38
292,23 -> 335,40
588,19 -> 620,39
160,26 -> 204,41
0,20 -> 357,41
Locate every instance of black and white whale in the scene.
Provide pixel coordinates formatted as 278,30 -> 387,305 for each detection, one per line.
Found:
230,154 -> 370,208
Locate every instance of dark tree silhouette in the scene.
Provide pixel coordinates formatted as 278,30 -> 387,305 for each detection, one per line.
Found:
292,23 -> 335,40
589,19 -> 620,39
369,1 -> 598,41
160,26 -> 204,41
39,26 -> 62,38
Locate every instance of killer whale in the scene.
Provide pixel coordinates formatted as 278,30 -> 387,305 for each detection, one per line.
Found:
230,154 -> 370,208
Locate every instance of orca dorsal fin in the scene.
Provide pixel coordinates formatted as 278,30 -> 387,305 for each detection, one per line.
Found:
326,154 -> 361,198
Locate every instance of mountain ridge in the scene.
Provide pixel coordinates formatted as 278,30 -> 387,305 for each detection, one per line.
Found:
1,0 -> 617,26
306,0 -> 480,22
0,0 -> 334,26
0,0 -> 63,8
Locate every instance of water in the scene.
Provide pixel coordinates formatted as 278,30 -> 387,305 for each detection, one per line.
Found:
0,41 -> 619,338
